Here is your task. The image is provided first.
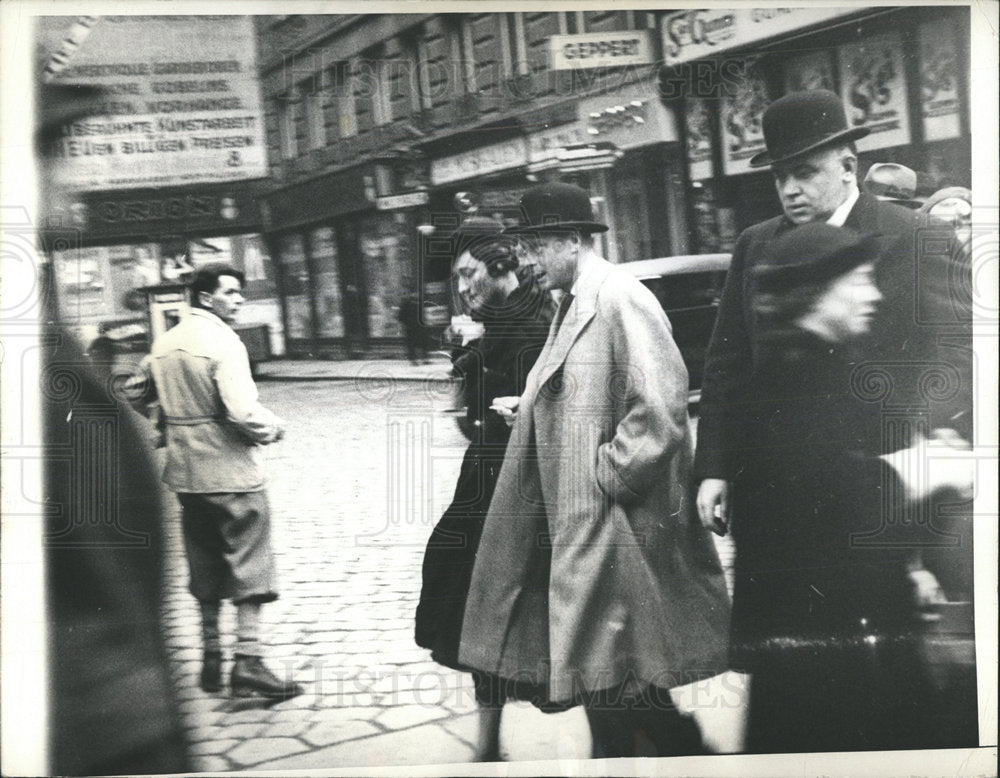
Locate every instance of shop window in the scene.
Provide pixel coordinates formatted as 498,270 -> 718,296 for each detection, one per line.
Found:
308,226 -> 344,337
187,235 -> 277,301
358,215 -> 409,339
499,13 -> 530,78
613,175 -> 652,263
327,61 -> 357,139
276,232 -> 313,339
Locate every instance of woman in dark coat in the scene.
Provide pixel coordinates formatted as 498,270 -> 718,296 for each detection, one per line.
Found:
415,217 -> 554,759
729,223 -> 974,753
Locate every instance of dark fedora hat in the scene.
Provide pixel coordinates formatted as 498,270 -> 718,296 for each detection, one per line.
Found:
505,182 -> 608,234
749,90 -> 870,168
754,223 -> 882,296
864,163 -> 924,208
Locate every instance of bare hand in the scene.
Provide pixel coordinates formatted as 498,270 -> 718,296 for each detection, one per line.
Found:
490,396 -> 520,427
697,478 -> 731,536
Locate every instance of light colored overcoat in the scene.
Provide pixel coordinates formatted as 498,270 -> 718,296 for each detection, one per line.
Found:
459,255 -> 730,703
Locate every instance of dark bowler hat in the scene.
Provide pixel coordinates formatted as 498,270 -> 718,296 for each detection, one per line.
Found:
754,223 -> 881,295
505,182 -> 609,234
749,90 -> 870,168
864,163 -> 923,208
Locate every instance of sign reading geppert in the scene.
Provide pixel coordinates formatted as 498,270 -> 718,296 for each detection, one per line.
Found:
37,16 -> 266,190
550,31 -> 654,71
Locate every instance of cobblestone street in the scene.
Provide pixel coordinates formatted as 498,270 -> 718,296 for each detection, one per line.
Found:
156,372 -> 740,771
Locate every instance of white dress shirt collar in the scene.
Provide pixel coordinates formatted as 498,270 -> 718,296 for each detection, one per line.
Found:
826,185 -> 860,227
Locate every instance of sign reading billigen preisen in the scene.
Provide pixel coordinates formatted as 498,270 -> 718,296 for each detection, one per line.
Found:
551,31 -> 654,71
35,16 -> 267,191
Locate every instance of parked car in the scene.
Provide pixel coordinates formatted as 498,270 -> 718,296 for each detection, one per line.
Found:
619,253 -> 731,401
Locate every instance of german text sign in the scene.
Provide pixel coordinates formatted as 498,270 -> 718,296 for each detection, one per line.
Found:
36,15 -> 267,190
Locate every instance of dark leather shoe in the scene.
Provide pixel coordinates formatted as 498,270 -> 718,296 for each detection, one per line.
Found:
200,650 -> 223,693
231,654 -> 303,699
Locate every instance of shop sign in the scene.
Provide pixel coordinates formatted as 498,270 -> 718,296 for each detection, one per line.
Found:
528,123 -> 589,164
661,7 -> 858,67
839,32 -> 911,152
431,138 -> 529,185
35,16 -> 267,190
686,98 -> 714,181
376,192 -> 430,211
919,21 -> 962,142
550,30 -> 654,71
721,59 -> 769,176
578,94 -> 678,150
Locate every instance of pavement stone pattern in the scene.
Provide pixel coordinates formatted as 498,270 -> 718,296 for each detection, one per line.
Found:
155,364 -> 738,771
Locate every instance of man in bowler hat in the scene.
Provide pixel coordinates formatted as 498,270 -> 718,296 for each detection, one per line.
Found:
695,90 -> 972,546
458,183 -> 731,758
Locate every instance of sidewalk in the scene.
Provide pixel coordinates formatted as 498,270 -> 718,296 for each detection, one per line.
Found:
255,354 -> 456,383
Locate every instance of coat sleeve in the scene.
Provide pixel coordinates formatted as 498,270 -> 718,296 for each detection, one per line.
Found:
124,354 -> 159,416
693,227 -> 755,481
595,281 -> 690,506
214,339 -> 285,444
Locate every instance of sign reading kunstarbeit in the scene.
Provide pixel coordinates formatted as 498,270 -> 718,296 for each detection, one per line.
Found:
36,16 -> 267,191
550,31 -> 654,71
430,139 -> 529,186
661,8 -> 858,67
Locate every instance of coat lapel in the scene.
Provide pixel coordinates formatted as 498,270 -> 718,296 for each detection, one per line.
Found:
531,258 -> 610,391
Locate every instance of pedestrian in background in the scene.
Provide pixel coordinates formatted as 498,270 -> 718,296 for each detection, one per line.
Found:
727,222 -> 975,752
397,290 -> 429,365
130,263 -> 303,701
459,184 -> 730,759
415,216 -> 554,761
863,161 -> 925,209
695,89 -> 972,542
921,185 -> 973,247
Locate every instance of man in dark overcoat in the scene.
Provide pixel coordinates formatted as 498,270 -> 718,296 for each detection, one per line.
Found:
695,90 -> 973,551
459,184 -> 731,758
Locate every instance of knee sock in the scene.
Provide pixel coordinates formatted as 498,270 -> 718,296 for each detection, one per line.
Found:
235,600 -> 263,657
199,600 -> 222,653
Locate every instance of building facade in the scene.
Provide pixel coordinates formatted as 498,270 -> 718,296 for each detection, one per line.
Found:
258,6 -> 971,359
659,5 -> 971,252
256,11 -> 689,358
36,15 -> 284,356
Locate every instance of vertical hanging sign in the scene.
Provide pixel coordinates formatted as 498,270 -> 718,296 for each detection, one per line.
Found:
919,20 -> 962,141
839,32 -> 911,151
721,59 -> 768,176
686,98 -> 714,181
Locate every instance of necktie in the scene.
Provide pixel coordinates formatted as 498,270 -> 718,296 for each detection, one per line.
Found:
552,292 -> 574,336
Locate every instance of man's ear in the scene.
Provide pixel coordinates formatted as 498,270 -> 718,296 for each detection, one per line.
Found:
842,153 -> 858,177
196,290 -> 211,308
